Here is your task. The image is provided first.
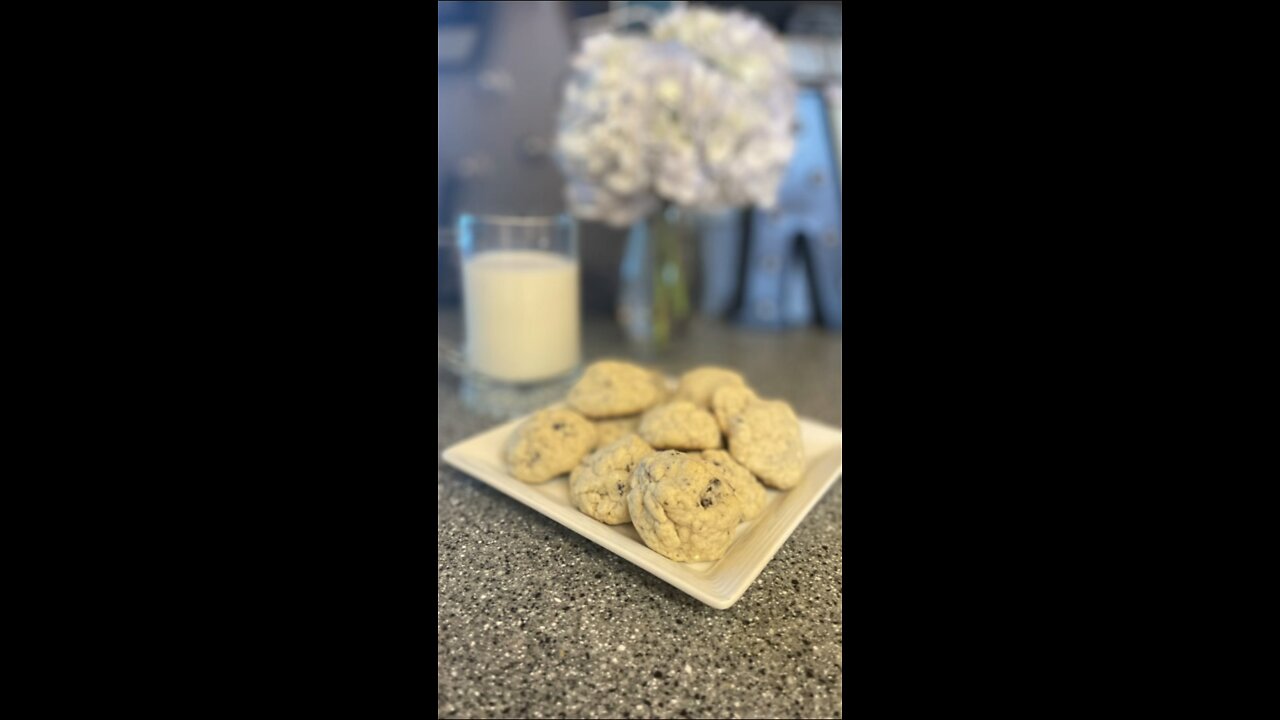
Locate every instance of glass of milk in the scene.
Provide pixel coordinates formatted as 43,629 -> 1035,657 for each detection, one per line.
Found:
456,214 -> 581,386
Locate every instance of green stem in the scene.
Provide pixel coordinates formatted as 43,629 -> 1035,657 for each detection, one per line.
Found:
649,205 -> 690,348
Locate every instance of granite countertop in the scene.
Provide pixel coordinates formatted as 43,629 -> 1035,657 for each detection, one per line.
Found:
437,314 -> 843,719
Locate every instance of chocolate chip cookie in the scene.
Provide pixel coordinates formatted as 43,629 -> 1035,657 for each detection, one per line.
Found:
569,433 -> 654,524
593,415 -> 641,448
699,449 -> 767,521
675,366 -> 747,409
721,398 -> 804,490
638,401 -> 722,450
503,408 -> 597,483
711,385 -> 759,434
567,360 -> 666,418
628,451 -> 745,562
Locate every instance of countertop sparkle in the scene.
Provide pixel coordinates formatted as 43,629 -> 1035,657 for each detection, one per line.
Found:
438,314 -> 843,719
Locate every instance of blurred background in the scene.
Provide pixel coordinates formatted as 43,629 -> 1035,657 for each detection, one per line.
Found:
439,0 -> 840,338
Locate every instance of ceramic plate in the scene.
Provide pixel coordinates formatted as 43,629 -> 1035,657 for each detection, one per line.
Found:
441,405 -> 842,609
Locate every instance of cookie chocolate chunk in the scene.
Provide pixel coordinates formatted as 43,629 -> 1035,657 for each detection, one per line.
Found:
569,434 -> 654,524
567,360 -> 665,418
639,401 -> 722,450
628,451 -> 744,562
504,408 -> 597,484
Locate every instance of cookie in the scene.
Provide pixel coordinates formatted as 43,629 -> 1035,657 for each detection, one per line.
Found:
594,415 -> 641,448
627,451 -> 744,562
504,408 -> 597,483
648,370 -> 672,404
722,399 -> 804,490
699,449 -> 767,521
638,401 -> 722,450
569,434 -> 654,524
711,385 -> 759,434
675,367 -> 747,409
567,360 -> 666,418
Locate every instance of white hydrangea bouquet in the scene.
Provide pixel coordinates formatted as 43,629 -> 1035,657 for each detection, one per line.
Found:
556,7 -> 797,227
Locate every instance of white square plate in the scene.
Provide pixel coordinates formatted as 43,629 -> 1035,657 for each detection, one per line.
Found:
442,406 -> 843,609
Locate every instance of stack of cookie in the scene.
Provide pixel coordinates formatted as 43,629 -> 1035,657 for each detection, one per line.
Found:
503,360 -> 805,563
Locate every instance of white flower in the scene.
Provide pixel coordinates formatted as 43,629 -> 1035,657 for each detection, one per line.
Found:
555,9 -> 796,226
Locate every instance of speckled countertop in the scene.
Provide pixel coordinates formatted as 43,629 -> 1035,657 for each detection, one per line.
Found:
437,314 -> 843,719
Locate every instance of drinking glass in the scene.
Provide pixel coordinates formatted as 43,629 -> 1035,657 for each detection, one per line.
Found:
440,214 -> 581,416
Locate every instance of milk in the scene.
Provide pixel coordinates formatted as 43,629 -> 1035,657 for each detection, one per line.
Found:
463,250 -> 580,382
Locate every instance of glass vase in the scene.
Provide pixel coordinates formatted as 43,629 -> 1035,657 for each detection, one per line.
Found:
617,203 -> 694,350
